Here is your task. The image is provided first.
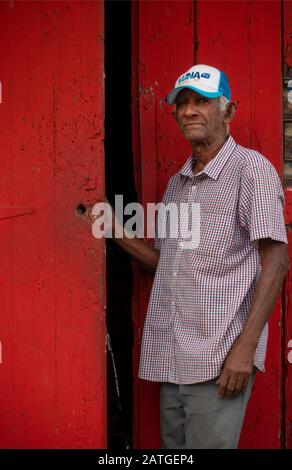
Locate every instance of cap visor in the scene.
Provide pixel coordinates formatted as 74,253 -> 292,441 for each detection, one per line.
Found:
166,86 -> 222,105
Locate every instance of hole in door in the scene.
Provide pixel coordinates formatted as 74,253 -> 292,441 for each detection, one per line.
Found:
105,0 -> 136,450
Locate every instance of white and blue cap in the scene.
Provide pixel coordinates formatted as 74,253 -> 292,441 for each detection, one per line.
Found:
166,64 -> 231,105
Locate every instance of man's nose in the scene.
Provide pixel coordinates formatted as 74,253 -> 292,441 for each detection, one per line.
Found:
183,102 -> 198,116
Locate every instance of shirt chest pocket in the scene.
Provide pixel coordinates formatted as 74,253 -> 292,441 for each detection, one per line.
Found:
199,207 -> 235,258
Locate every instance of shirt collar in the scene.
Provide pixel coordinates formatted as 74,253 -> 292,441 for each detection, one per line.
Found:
180,135 -> 237,181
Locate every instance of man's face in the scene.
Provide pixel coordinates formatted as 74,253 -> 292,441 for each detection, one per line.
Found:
174,89 -> 227,144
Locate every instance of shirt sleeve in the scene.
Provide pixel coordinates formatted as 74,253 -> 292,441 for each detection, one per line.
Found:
154,176 -> 175,250
239,163 -> 287,244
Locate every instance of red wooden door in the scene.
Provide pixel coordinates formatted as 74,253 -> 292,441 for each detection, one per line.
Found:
132,0 -> 285,449
284,0 -> 292,450
0,1 -> 106,448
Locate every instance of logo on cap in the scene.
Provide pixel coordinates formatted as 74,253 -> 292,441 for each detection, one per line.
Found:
178,72 -> 211,84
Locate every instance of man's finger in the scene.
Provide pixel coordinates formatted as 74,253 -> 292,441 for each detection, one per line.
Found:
217,373 -> 229,398
225,379 -> 236,399
231,377 -> 246,397
242,374 -> 250,391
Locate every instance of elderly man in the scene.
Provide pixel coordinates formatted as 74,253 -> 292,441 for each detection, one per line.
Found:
109,64 -> 289,449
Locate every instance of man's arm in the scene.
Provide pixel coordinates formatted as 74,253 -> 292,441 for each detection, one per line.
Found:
106,201 -> 160,273
113,234 -> 159,273
216,238 -> 290,399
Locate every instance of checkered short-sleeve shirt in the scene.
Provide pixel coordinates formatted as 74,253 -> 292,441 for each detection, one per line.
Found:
138,136 -> 288,384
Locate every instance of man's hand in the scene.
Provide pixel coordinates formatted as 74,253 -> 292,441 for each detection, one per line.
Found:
215,338 -> 255,399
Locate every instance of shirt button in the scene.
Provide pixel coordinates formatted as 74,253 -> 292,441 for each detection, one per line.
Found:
173,272 -> 177,277
192,185 -> 196,190
171,301 -> 175,306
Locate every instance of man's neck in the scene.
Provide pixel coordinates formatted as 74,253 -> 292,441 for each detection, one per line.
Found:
191,134 -> 229,174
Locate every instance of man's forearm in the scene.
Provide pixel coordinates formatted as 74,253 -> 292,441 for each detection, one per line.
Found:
239,243 -> 289,349
110,207 -> 159,273
217,240 -> 289,398
114,235 -> 159,273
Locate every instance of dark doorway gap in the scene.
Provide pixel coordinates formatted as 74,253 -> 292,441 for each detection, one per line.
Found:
105,0 -> 136,450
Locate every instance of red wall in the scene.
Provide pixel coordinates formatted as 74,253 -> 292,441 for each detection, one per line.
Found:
283,0 -> 292,449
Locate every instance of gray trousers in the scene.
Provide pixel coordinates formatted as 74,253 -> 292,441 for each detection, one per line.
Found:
160,368 -> 256,449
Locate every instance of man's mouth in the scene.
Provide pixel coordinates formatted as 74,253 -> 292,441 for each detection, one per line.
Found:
184,123 -> 203,128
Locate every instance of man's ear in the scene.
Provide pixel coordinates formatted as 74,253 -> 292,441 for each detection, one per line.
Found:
224,101 -> 236,123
